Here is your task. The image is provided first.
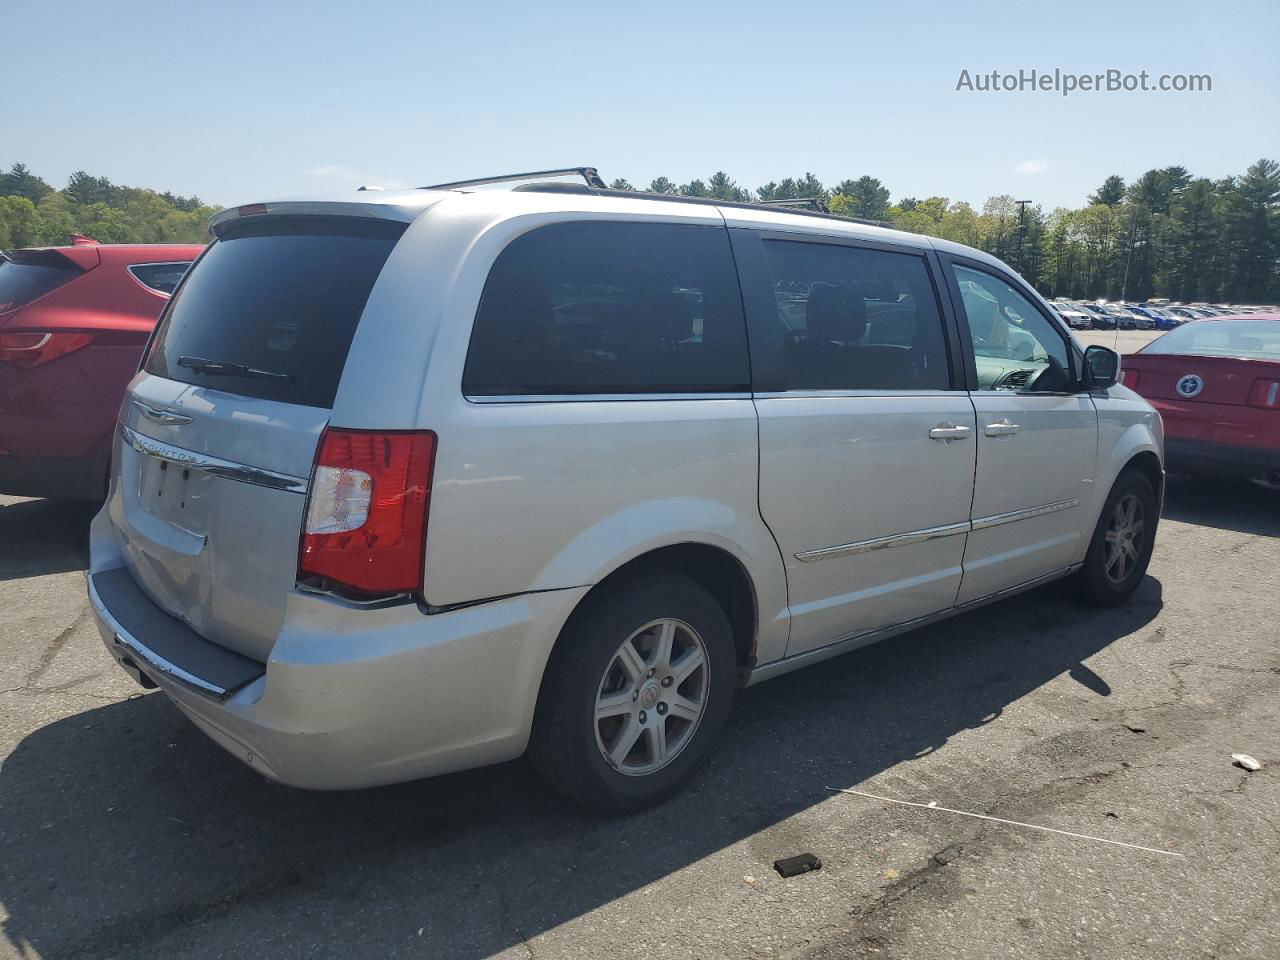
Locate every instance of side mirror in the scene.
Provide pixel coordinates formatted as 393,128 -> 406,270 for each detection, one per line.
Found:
1084,344 -> 1120,389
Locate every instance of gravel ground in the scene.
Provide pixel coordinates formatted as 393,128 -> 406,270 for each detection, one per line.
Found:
1,478 -> 1277,960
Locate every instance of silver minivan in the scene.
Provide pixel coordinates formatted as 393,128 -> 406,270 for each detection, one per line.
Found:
89,170 -> 1164,811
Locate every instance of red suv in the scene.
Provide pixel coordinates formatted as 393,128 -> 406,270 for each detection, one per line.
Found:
0,241 -> 205,499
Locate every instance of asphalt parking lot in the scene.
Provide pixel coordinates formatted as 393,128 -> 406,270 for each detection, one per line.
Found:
1,479 -> 1277,960
1076,329 -> 1162,354
1076,329 -> 1161,354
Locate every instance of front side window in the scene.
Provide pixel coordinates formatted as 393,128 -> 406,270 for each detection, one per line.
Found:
761,240 -> 952,391
951,264 -> 1073,392
464,221 -> 749,395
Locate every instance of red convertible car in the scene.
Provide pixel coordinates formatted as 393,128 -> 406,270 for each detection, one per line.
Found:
1120,315 -> 1280,486
0,241 -> 205,499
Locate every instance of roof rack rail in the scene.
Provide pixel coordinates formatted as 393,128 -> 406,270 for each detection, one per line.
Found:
421,166 -> 608,191
755,197 -> 830,213
512,183 -> 890,229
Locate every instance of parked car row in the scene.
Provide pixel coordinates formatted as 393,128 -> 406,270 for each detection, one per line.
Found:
1048,297 -> 1275,332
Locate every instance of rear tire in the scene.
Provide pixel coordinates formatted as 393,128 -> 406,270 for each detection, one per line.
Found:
528,572 -> 737,814
1077,471 -> 1158,606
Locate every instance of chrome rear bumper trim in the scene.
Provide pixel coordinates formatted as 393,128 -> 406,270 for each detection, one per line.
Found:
89,574 -> 228,700
119,423 -> 308,495
114,632 -> 226,699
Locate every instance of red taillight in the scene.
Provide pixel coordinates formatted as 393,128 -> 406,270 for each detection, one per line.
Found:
1248,378 -> 1280,409
298,428 -> 437,597
0,332 -> 93,370
1119,368 -> 1139,390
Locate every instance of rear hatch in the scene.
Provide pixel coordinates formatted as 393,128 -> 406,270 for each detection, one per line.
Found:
1123,354 -> 1267,406
107,214 -> 408,662
1126,355 -> 1274,412
1124,334 -> 1280,449
0,248 -> 95,320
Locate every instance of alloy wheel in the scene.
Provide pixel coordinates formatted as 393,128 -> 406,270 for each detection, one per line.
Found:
593,619 -> 710,776
1103,493 -> 1145,584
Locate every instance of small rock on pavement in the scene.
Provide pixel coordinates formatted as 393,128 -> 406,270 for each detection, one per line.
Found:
933,845 -> 961,865
1232,753 -> 1262,772
1124,723 -> 1147,734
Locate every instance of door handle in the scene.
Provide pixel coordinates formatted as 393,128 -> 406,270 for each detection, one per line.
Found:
928,422 -> 972,441
984,419 -> 1021,438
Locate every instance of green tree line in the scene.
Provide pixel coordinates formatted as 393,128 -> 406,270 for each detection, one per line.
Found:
618,160 -> 1280,303
0,163 -> 220,249
5,159 -> 1277,302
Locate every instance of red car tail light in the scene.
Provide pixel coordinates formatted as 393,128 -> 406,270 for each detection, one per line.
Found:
1248,378 -> 1280,409
299,427 -> 437,597
0,332 -> 93,370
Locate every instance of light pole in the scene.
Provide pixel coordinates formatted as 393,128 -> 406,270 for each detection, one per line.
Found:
1015,199 -> 1032,274
1121,204 -> 1140,303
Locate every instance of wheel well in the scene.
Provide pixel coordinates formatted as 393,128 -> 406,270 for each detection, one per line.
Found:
577,544 -> 758,670
1122,451 -> 1164,502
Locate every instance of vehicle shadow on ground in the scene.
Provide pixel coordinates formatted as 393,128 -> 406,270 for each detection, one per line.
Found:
1161,475 -> 1280,537
0,497 -> 97,582
0,573 -> 1162,959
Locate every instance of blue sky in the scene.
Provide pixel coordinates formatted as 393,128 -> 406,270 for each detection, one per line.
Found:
8,0 -> 1279,210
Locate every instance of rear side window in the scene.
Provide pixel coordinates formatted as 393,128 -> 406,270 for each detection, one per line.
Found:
463,221 -> 750,395
146,217 -> 406,408
762,240 -> 952,391
0,251 -> 83,313
129,261 -> 192,296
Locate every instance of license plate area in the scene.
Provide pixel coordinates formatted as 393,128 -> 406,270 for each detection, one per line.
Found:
139,454 -> 210,531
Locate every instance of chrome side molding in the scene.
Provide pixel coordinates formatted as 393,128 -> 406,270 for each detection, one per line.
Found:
795,521 -> 970,563
971,498 -> 1079,531
795,499 -> 1079,562
118,423 -> 308,495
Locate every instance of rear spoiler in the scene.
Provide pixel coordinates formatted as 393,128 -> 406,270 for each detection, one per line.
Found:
3,246 -> 101,271
208,199 -> 440,238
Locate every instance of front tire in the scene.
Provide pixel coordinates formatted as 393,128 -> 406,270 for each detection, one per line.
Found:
1077,471 -> 1158,606
528,573 -> 737,814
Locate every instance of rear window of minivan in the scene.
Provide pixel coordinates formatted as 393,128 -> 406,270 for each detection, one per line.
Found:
463,221 -> 750,396
145,216 -> 407,408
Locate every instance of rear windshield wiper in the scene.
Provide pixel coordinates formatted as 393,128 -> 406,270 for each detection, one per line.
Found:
177,356 -> 294,383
